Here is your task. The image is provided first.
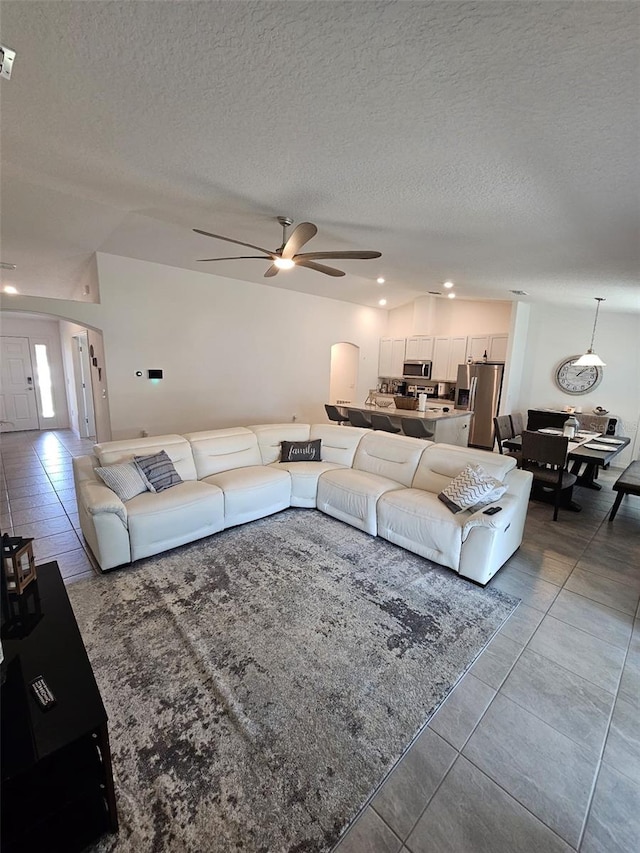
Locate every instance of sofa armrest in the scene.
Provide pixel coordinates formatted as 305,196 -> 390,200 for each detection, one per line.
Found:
462,493 -> 519,540
78,480 -> 128,526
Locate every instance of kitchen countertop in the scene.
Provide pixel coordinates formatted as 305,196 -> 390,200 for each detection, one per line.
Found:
343,403 -> 471,421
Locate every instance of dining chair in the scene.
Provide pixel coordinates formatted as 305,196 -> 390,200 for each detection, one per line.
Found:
493,415 -> 514,453
509,411 -> 525,438
520,430 -> 577,521
493,416 -> 522,466
324,404 -> 348,425
401,418 -> 434,440
370,413 -> 401,433
347,409 -> 373,429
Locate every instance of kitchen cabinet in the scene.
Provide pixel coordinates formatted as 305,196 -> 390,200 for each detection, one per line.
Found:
489,334 -> 508,362
467,336 -> 490,362
378,337 -> 406,377
405,336 -> 434,361
448,337 -> 467,380
432,337 -> 451,381
432,336 -> 467,381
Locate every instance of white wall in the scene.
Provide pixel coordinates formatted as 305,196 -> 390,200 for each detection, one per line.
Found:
513,303 -> 640,466
0,315 -> 69,429
389,296 -> 512,337
92,254 -> 386,438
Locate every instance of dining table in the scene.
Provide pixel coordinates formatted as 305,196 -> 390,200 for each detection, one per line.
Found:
503,429 -> 631,491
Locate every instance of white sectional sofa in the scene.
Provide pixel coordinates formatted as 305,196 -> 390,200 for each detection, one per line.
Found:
73,423 -> 533,585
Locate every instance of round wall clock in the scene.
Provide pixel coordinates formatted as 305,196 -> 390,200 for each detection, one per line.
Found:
554,356 -> 603,395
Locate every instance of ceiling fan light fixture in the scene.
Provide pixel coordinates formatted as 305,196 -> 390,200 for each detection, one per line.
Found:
574,297 -> 606,367
274,257 -> 295,270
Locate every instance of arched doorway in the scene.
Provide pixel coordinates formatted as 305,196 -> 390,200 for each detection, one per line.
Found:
329,342 -> 359,405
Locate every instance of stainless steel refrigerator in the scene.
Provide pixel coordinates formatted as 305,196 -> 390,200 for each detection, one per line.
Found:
455,363 -> 505,449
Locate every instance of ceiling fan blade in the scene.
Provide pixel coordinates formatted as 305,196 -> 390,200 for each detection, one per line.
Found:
281,222 -> 318,259
264,264 -> 279,277
197,256 -> 271,262
193,228 -> 275,257
295,258 -> 345,277
294,251 -> 382,261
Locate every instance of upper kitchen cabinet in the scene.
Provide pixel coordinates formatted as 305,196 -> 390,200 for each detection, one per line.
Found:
432,336 -> 468,381
379,337 -> 406,377
467,334 -> 509,362
467,335 -> 490,362
405,336 -> 434,361
489,334 -> 508,362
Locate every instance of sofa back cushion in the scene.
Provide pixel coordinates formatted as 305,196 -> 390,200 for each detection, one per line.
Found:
184,427 -> 262,478
94,435 -> 197,481
248,424 -> 311,465
352,432 -> 427,487
413,444 -> 517,494
309,424 -> 368,466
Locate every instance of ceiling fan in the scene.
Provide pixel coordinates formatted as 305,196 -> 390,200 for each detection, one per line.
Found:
193,215 -> 381,278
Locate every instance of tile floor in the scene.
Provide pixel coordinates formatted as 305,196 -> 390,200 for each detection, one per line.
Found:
1,430 -> 638,852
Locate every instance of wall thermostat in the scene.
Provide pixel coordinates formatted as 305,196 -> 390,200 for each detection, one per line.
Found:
148,369 -> 163,379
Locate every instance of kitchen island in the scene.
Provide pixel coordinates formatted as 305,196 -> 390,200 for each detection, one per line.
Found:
339,403 -> 472,447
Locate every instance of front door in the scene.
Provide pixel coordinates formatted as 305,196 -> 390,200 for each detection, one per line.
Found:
0,336 -> 40,431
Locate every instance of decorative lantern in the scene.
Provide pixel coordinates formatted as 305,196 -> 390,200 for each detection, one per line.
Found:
2,535 -> 37,595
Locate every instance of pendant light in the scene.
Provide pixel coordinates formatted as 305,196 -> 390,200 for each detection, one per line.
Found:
573,297 -> 606,367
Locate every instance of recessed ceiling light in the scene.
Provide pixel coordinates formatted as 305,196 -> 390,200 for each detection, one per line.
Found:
378,298 -> 387,306
377,277 -> 385,284
274,257 -> 295,270
443,280 -> 454,289
4,285 -> 18,294
447,292 -> 456,299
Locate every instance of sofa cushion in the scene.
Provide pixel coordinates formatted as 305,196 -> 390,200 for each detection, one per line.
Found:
270,460 -> 345,508
185,428 -> 263,478
248,424 -> 311,465
94,435 -> 197,482
94,461 -> 149,502
317,468 -> 405,535
309,424 -> 367,466
280,439 -> 322,463
134,450 -> 183,493
352,432 -> 426,487
413,443 -> 516,494
203,466 -> 291,528
126,480 -> 225,562
377,488 -> 465,570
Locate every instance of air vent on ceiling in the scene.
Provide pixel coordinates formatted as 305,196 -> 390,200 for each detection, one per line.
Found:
510,290 -> 529,296
0,262 -> 17,270
428,291 -> 441,295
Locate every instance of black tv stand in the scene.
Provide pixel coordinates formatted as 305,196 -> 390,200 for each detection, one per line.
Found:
1,562 -> 118,852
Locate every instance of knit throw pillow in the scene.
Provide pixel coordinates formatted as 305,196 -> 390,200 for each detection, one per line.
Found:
134,450 -> 183,493
438,464 -> 507,514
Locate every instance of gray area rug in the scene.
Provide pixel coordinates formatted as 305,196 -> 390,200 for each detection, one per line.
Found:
68,509 -> 519,853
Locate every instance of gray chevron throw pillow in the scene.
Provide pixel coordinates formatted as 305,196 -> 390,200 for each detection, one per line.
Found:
438,463 -> 507,513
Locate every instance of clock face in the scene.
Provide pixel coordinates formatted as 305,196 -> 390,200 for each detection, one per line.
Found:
555,356 -> 603,395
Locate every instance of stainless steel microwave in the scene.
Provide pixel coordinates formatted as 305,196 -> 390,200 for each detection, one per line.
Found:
403,360 -> 432,380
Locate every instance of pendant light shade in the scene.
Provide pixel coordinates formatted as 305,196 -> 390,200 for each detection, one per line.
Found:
573,298 -> 606,367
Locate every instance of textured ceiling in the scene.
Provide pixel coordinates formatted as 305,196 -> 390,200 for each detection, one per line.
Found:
1,1 -> 638,312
